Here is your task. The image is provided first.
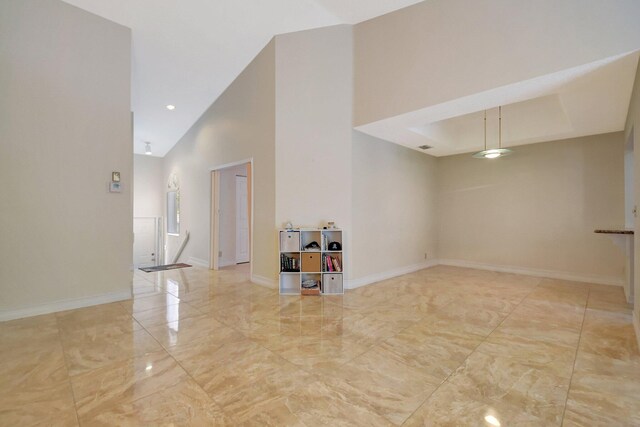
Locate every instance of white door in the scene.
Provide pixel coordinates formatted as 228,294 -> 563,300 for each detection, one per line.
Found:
235,175 -> 250,264
133,217 -> 157,267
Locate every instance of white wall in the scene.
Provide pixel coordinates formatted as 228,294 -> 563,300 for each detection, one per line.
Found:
133,154 -> 164,218
624,56 -> 640,343
275,25 -> 354,276
351,131 -> 439,283
354,0 -> 640,126
438,133 -> 626,284
0,0 -> 132,319
163,40 -> 276,282
218,164 -> 248,266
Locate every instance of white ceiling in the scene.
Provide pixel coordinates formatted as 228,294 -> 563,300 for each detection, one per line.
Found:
356,51 -> 640,157
61,0 -> 425,157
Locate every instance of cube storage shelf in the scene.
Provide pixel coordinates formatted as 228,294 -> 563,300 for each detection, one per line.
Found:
279,228 -> 344,295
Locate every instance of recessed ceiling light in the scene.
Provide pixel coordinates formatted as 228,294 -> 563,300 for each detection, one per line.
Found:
166,104 -> 176,110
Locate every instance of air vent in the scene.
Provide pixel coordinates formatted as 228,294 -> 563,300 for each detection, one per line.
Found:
418,145 -> 432,150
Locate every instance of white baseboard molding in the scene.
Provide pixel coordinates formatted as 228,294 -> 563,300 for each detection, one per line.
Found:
437,259 -> 624,287
634,311 -> 640,350
217,259 -> 235,268
187,257 -> 210,268
251,274 -> 277,289
0,290 -> 132,322
346,260 -> 438,290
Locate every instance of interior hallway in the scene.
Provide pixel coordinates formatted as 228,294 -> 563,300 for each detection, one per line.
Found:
1,265 -> 638,426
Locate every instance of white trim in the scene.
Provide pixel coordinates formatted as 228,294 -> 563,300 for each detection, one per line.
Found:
633,311 -> 640,350
346,260 -> 438,290
187,256 -> 209,268
0,290 -> 132,322
208,158 -> 253,172
251,274 -> 277,289
436,259 -> 624,287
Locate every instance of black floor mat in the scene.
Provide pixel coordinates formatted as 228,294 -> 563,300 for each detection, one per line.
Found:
139,263 -> 192,273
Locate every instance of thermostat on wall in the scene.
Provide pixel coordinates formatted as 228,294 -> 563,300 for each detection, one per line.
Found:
109,182 -> 122,193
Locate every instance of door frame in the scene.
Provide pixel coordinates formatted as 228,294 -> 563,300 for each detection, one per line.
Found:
209,158 -> 253,275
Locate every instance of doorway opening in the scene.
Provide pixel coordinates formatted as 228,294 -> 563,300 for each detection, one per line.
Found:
210,160 -> 253,274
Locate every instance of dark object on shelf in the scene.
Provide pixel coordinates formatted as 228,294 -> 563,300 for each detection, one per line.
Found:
328,241 -> 342,251
301,279 -> 319,288
280,254 -> 299,272
304,241 -> 321,251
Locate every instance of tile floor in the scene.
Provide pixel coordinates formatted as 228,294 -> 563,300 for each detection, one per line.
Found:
1,265 -> 639,426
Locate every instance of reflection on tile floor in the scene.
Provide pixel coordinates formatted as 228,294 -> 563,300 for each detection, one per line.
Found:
1,265 -> 638,426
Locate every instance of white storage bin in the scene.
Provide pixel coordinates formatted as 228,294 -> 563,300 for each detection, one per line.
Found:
280,231 -> 300,252
323,273 -> 343,294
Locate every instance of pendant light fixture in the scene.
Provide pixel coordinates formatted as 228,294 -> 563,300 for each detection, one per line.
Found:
472,106 -> 513,159
144,142 -> 152,155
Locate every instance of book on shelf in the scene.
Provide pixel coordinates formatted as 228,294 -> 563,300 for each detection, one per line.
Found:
280,254 -> 299,272
332,256 -> 342,272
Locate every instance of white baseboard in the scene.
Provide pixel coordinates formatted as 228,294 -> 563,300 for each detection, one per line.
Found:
437,259 -> 624,287
0,290 -> 132,322
346,260 -> 438,290
251,274 -> 277,289
634,311 -> 640,350
187,256 -> 210,268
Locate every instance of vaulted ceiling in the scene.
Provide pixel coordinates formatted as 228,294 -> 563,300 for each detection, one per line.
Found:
59,1 -> 638,158
61,0 -> 424,156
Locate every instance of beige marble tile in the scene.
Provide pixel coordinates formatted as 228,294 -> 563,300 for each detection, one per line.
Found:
508,298 -> 585,330
71,350 -> 187,420
57,317 -> 143,345
403,381 -> 549,427
379,320 -> 483,384
420,307 -> 503,338
56,302 -> 131,334
79,378 -> 232,426
476,332 -> 577,379
131,281 -> 167,298
330,345 -> 439,424
563,352 -> 640,426
2,264 -> 638,425
446,352 -> 570,424
286,377 -> 395,427
62,328 -> 163,376
0,341 -> 68,391
0,313 -> 59,348
262,334 -> 372,374
119,293 -> 181,314
526,285 -> 589,308
171,337 -> 315,423
494,314 -> 582,347
579,309 -> 640,362
145,314 -> 246,351
0,380 -> 78,427
588,285 -> 632,313
131,301 -> 203,328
